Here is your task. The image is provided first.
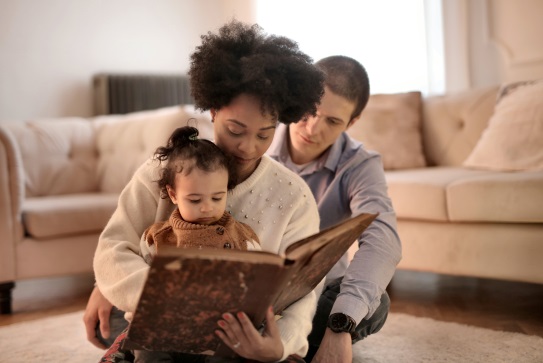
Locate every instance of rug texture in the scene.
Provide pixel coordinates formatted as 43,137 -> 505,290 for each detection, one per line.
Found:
0,311 -> 542,362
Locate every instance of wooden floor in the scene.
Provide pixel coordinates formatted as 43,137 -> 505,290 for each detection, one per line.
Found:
1,270 -> 543,339
0,274 -> 94,327
388,270 -> 543,337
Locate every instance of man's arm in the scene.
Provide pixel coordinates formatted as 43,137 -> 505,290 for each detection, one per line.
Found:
312,329 -> 352,363
333,153 -> 401,322
314,153 -> 401,363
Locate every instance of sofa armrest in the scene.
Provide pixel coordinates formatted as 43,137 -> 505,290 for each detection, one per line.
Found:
0,125 -> 25,283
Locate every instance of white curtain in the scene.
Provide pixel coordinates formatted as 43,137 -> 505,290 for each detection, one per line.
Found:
256,0 -> 446,95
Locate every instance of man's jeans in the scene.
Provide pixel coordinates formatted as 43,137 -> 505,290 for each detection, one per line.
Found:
304,277 -> 390,362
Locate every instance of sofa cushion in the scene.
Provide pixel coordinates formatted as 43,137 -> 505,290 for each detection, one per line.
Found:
387,167 -> 543,223
23,193 -> 119,239
448,171 -> 543,223
463,80 -> 543,171
347,91 -> 426,170
4,118 -> 98,197
385,167 -> 491,221
422,86 -> 498,167
93,105 -> 213,193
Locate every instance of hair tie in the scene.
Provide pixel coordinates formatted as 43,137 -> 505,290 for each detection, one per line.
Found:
189,133 -> 198,141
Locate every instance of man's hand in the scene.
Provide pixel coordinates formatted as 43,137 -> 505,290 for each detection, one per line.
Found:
83,286 -> 113,349
215,306 -> 284,362
311,328 -> 352,363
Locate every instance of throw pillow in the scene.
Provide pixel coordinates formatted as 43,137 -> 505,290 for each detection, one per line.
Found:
346,91 -> 426,170
463,80 -> 543,171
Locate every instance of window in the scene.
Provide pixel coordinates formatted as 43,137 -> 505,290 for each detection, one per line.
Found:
256,0 -> 443,95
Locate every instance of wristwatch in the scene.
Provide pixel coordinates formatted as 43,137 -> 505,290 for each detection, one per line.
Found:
327,313 -> 357,336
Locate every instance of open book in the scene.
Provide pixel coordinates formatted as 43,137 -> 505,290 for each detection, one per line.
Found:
123,212 -> 378,356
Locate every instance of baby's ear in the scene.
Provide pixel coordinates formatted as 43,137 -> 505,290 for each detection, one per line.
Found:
166,185 -> 177,204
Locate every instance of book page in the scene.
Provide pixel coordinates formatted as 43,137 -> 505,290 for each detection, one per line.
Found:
274,213 -> 378,313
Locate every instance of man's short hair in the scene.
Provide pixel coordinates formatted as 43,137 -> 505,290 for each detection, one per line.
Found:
315,56 -> 370,122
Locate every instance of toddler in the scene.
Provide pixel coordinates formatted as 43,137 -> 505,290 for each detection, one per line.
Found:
134,126 -> 261,362
139,126 -> 261,265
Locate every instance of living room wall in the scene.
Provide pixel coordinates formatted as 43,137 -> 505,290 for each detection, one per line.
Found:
0,0 -> 256,121
437,0 -> 543,93
1,0 -> 542,121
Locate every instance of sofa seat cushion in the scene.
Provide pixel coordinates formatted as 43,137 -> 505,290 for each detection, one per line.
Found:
23,193 -> 119,239
386,167 -> 489,221
448,171 -> 543,223
386,167 -> 543,223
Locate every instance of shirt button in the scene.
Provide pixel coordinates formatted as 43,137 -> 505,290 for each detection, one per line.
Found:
223,242 -> 231,249
216,226 -> 225,235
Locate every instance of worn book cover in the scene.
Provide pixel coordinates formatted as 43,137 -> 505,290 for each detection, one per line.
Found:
123,212 -> 378,356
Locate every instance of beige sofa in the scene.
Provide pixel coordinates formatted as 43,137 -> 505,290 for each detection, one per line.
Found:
1,82 -> 542,314
0,106 -> 212,314
347,83 -> 543,285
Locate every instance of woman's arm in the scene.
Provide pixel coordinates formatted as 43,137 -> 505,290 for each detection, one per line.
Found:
219,168 -> 321,360
273,189 -> 321,360
93,160 -> 169,313
83,286 -> 113,349
85,161 -> 167,347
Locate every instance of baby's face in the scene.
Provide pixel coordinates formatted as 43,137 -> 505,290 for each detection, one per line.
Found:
167,167 -> 228,225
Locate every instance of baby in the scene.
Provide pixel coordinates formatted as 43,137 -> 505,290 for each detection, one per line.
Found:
140,126 -> 260,265
134,126 -> 261,362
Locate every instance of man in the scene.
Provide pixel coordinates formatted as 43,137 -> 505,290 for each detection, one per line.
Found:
267,55 -> 402,363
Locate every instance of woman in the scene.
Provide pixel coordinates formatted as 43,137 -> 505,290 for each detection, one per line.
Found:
86,20 -> 325,362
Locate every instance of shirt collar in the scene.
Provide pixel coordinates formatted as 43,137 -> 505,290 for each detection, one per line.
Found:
323,133 -> 346,173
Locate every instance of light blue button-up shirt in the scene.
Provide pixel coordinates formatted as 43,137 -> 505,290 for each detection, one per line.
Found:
267,123 -> 402,323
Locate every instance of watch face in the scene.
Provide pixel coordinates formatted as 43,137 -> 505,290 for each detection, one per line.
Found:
330,313 -> 349,330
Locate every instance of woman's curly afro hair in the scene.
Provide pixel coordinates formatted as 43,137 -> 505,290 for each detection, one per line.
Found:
188,20 -> 324,124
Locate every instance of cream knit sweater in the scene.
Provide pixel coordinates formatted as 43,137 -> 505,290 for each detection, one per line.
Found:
94,155 -> 321,360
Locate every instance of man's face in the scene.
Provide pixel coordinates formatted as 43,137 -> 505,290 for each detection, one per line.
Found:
288,87 -> 358,164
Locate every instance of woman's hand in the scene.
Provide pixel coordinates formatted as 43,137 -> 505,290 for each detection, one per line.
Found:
83,286 -> 113,349
215,306 -> 284,362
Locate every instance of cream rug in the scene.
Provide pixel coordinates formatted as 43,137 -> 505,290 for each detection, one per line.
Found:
0,311 -> 542,362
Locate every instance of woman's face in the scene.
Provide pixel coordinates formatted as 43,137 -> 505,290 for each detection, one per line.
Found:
212,94 -> 277,183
